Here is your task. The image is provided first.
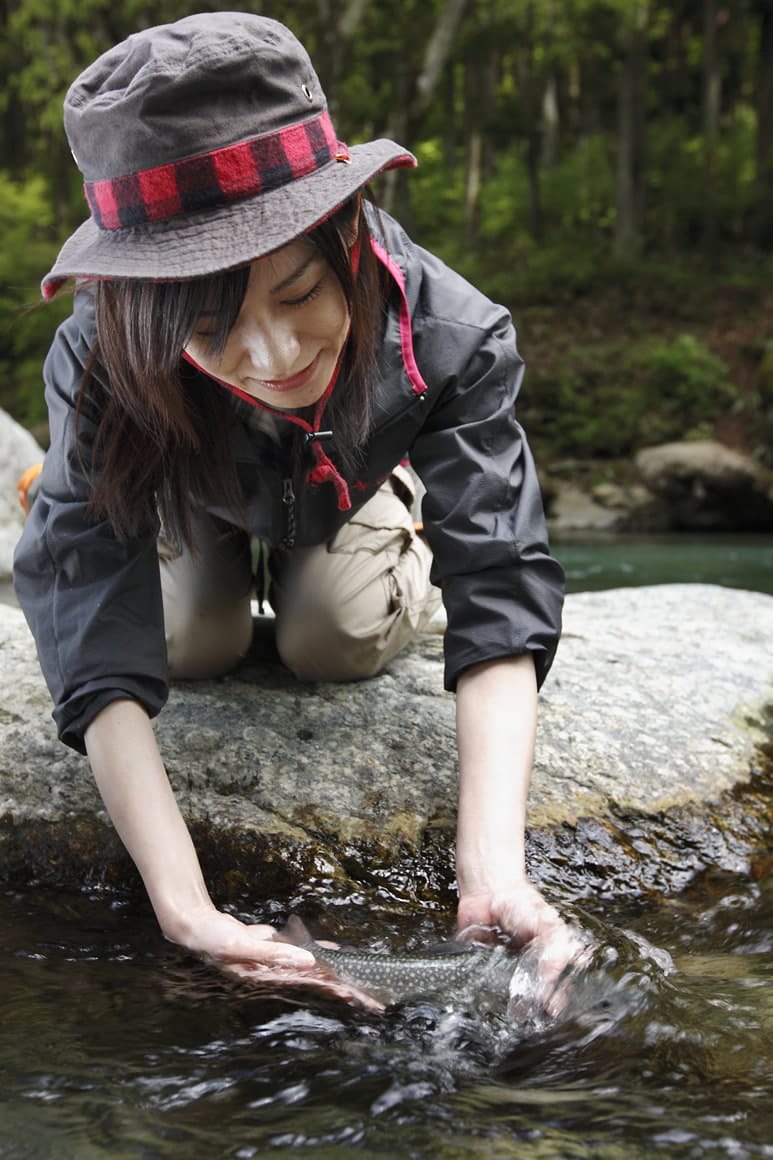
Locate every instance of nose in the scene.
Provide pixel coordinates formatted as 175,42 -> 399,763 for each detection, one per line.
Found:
236,312 -> 301,382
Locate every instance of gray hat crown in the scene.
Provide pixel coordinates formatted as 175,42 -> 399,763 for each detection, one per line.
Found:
42,12 -> 414,296
65,13 -> 324,181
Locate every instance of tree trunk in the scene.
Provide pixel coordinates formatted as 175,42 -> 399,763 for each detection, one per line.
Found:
443,62 -> 457,173
541,71 -> 560,169
481,43 -> 498,181
415,0 -> 469,113
754,0 -> 773,248
702,0 -> 721,260
384,0 -> 468,225
382,67 -> 411,226
614,2 -> 647,259
463,55 -> 483,247
514,2 -> 543,243
315,0 -> 370,120
464,126 -> 483,248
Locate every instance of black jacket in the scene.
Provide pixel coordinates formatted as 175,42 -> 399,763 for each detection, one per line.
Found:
13,210 -> 564,752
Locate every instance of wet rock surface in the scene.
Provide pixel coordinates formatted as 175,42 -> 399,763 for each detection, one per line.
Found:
1,585 -> 771,905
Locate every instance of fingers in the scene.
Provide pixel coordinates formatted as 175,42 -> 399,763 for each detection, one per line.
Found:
217,933 -> 316,970
222,961 -> 386,1012
456,922 -> 502,947
192,913 -> 383,1010
183,912 -> 316,970
457,883 -> 595,1018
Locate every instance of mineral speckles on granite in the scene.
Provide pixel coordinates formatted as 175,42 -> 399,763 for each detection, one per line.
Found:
0,585 -> 771,896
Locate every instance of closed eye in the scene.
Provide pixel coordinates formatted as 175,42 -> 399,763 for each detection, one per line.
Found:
282,279 -> 324,308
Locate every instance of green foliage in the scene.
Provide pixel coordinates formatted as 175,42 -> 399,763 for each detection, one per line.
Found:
741,338 -> 773,464
521,334 -> 738,460
0,174 -> 69,428
409,136 -> 617,301
646,108 -> 758,248
637,334 -> 737,444
0,0 -> 768,464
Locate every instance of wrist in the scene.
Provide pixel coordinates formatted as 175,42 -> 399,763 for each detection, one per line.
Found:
456,869 -> 528,905
455,838 -> 526,896
149,884 -> 217,947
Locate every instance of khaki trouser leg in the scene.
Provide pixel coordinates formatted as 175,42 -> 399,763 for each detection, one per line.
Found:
158,513 -> 254,679
271,475 -> 441,681
158,473 -> 441,684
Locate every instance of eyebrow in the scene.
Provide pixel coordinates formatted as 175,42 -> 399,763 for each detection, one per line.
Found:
194,252 -> 321,323
270,251 -> 319,294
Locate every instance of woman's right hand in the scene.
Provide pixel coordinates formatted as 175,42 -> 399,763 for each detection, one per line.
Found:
167,904 -> 385,1011
84,702 -> 383,1008
167,903 -> 315,970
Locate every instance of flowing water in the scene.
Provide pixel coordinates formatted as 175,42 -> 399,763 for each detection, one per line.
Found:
1,868 -> 771,1159
2,533 -> 772,1156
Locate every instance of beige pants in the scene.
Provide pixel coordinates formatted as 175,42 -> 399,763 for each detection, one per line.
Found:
159,471 -> 441,682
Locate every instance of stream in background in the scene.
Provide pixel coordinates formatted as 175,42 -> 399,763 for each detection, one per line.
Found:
553,531 -> 773,596
2,532 -> 772,605
1,531 -> 772,1157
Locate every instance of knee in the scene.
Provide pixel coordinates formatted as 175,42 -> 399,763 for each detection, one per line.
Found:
275,588 -> 392,682
165,600 -> 254,680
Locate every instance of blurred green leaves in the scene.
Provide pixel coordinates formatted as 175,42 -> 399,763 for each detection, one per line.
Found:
1,0 -> 771,459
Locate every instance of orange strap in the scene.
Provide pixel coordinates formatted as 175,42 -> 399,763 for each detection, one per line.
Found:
17,463 -> 43,515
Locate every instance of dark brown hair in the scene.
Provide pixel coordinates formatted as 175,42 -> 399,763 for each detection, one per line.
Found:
78,197 -> 387,546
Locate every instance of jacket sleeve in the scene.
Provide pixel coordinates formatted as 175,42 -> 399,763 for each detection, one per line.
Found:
12,292 -> 169,753
407,249 -> 564,692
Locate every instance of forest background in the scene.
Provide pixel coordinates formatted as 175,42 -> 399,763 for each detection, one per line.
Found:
1,0 -> 772,473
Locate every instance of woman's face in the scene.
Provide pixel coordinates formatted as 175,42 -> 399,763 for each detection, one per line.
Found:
185,238 -> 350,410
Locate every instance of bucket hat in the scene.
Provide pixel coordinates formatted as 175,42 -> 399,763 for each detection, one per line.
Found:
42,11 -> 415,299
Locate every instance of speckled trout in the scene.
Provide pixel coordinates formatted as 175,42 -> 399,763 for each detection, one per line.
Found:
281,916 -> 518,1007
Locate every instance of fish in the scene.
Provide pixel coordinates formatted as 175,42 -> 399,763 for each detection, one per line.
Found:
280,915 -> 519,1008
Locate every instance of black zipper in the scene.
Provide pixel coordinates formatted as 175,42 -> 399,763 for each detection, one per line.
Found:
281,476 -> 297,548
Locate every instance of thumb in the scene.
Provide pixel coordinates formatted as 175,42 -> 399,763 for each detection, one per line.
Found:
216,920 -> 316,969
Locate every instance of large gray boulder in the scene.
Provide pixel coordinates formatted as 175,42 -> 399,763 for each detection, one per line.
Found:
545,442 -> 773,534
1,585 -> 771,902
0,410 -> 44,579
634,440 -> 773,531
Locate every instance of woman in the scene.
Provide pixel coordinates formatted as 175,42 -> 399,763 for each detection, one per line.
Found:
14,12 -> 572,989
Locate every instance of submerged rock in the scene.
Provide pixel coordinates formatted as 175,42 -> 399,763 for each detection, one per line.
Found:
0,585 -> 771,906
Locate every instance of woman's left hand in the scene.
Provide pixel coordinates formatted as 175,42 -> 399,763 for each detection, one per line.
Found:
457,882 -> 587,1011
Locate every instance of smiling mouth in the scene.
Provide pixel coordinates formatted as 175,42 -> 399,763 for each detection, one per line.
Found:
255,353 -> 321,393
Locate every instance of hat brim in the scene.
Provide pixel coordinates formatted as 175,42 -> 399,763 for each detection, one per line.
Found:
42,139 -> 415,298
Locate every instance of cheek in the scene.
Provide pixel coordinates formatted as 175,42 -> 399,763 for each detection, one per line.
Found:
311,287 -> 350,345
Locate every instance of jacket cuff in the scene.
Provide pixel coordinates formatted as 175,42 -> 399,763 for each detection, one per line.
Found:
53,678 -> 168,754
441,562 -> 564,693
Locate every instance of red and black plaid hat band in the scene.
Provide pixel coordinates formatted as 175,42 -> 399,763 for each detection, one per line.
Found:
84,110 -> 349,231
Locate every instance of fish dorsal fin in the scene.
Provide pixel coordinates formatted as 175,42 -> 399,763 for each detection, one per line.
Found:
282,914 -> 315,948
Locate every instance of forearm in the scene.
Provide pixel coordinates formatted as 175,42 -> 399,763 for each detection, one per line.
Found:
84,698 -> 213,942
455,654 -> 537,896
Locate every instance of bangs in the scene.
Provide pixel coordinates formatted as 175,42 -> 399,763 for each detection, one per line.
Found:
183,265 -> 251,358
